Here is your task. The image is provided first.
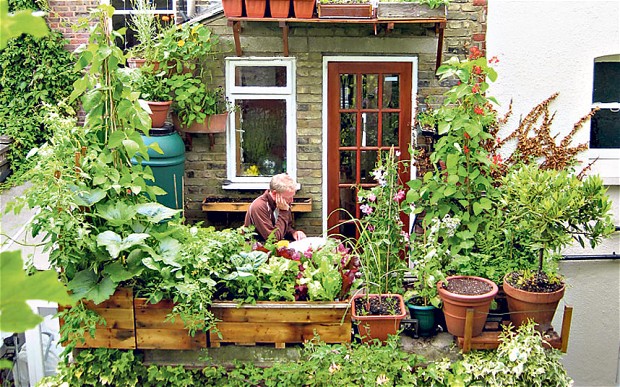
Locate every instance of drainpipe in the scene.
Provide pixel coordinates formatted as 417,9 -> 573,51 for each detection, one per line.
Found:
187,0 -> 196,18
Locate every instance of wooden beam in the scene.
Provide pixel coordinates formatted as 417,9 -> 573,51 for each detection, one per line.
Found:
279,21 -> 289,57
232,21 -> 242,56
560,305 -> 573,353
463,308 -> 474,353
435,21 -> 445,71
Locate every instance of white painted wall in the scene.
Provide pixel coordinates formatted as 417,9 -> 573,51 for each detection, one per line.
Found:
486,1 -> 620,385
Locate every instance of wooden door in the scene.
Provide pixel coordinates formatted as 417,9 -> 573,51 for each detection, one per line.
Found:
327,62 -> 412,238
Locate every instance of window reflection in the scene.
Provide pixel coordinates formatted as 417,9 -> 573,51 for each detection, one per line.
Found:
235,99 -> 287,176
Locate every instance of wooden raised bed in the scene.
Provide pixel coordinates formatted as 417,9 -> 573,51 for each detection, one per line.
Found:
376,3 -> 446,20
317,3 -> 373,19
60,287 -> 136,349
134,298 -> 207,350
210,301 -> 352,348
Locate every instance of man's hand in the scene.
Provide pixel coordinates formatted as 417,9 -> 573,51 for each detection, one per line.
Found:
293,230 -> 306,241
275,193 -> 290,211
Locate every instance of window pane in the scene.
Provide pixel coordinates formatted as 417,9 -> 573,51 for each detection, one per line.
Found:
360,150 -> 378,184
236,99 -> 287,176
362,74 -> 378,109
340,113 -> 357,147
590,109 -> 620,148
339,151 -> 356,184
382,112 -> 399,146
340,74 -> 356,109
235,66 -> 287,87
593,61 -> 620,103
361,112 -> 378,147
112,0 -> 173,10
383,74 -> 400,108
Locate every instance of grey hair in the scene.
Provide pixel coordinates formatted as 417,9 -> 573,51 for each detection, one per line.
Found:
270,173 -> 297,193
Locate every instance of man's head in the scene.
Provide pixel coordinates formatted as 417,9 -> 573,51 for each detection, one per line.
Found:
270,173 -> 297,204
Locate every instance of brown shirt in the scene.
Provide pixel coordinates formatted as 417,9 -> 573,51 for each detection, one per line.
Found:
244,190 -> 296,241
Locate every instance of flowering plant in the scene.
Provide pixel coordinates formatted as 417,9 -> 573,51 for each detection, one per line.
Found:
355,148 -> 409,295
158,23 -> 221,74
405,215 -> 460,307
406,47 -> 502,259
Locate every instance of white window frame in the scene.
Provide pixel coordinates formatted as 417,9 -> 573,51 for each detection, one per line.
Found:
588,54 -> 620,185
224,57 -> 297,190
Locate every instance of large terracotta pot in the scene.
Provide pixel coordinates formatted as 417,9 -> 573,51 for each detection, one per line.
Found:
351,293 -> 406,344
222,0 -> 244,16
147,100 -> 172,128
245,0 -> 267,17
293,0 -> 314,18
503,274 -> 565,331
173,113 -> 228,134
437,276 -> 498,337
270,0 -> 291,17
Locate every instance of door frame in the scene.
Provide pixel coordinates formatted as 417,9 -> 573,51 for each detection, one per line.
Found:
321,56 -> 419,234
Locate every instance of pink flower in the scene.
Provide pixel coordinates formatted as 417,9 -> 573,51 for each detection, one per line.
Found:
368,193 -> 377,202
367,224 -> 375,232
400,230 -> 410,242
360,204 -> 373,215
393,190 -> 405,203
488,56 -> 499,64
304,248 -> 313,259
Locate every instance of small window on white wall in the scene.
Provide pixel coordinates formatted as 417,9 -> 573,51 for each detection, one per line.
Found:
591,54 -> 620,149
224,58 -> 297,190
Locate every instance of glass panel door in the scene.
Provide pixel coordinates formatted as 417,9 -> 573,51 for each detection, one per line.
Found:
327,62 -> 412,238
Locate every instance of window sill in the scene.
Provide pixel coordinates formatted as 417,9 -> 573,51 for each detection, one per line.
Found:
222,182 -> 302,191
588,149 -> 620,185
202,197 -> 312,213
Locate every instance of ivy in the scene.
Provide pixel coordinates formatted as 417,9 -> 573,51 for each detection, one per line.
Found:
0,27 -> 78,183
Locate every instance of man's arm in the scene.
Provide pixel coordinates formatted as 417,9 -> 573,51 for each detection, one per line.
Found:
246,200 -> 292,241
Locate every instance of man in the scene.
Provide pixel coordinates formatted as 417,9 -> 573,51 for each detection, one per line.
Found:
244,174 -> 307,242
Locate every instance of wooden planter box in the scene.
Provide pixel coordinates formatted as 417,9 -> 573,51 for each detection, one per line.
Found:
202,197 -> 313,213
210,301 -> 352,348
317,3 -> 373,19
134,298 -> 207,350
376,3 -> 446,20
60,288 -> 136,349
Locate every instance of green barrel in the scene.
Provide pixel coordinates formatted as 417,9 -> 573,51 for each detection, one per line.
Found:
137,124 -> 185,210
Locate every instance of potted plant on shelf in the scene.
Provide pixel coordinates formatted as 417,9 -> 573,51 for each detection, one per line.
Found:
126,0 -> 166,68
292,0 -> 315,18
405,215 -> 459,337
158,22 -> 222,76
350,148 -> 409,343
376,0 -> 448,20
500,164 -> 613,331
317,0 -> 373,19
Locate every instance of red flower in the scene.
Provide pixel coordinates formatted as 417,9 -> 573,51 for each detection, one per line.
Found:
464,145 -> 470,154
473,66 -> 482,75
488,56 -> 499,64
469,46 -> 482,60
464,132 -> 471,139
474,106 -> 484,115
492,154 -> 503,165
472,84 -> 480,93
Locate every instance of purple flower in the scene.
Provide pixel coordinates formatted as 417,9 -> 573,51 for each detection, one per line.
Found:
360,204 -> 373,215
393,190 -> 405,203
367,224 -> 375,232
304,248 -> 313,259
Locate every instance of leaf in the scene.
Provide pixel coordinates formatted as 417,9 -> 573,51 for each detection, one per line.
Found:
96,202 -> 137,227
135,202 -> 181,223
437,121 -> 451,135
103,262 -> 135,283
0,251 -> 72,332
70,186 -> 107,207
446,153 -> 458,171
67,270 -> 117,305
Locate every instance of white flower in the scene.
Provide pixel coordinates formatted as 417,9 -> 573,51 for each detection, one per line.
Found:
376,374 -> 389,385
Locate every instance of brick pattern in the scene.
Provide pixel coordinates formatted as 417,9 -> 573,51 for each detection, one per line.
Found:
47,0 -> 99,52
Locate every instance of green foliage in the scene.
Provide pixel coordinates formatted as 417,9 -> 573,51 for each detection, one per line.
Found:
406,215 -> 459,307
7,0 -> 48,12
43,323 -> 570,386
0,15 -> 77,180
56,301 -> 106,356
170,74 -> 232,127
0,0 -> 47,49
499,164 -> 614,275
0,250 -> 72,332
159,22 -> 221,74
355,148 -> 409,295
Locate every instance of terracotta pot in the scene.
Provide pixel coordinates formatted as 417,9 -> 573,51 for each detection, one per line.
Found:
293,0 -> 314,18
127,57 -> 146,69
172,113 -> 228,134
351,293 -> 406,344
147,100 -> 172,128
503,274 -> 565,331
222,0 -> 244,17
437,276 -> 498,337
270,0 -> 291,17
245,0 -> 267,17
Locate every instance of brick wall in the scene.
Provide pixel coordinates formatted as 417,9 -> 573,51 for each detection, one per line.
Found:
47,0 -> 99,52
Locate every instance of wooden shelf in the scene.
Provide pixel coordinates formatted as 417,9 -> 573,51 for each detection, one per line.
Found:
202,197 -> 312,213
457,305 -> 573,353
226,14 -> 446,69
